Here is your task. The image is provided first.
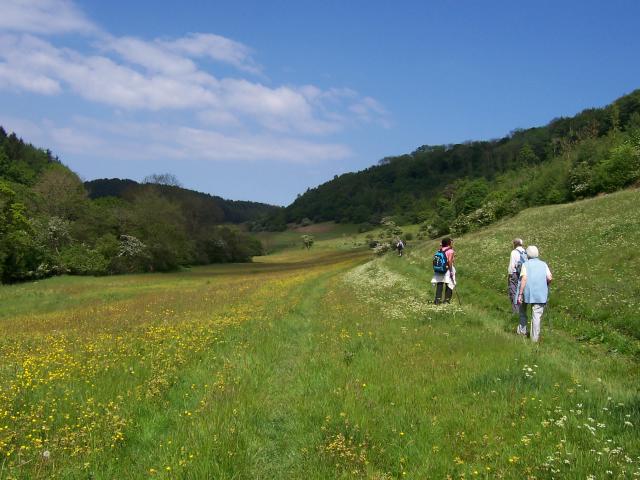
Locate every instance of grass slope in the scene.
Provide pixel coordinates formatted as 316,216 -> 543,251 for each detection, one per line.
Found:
453,188 -> 640,355
0,191 -> 638,479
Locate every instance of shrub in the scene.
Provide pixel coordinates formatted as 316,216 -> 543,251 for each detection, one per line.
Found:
58,244 -> 109,275
95,233 -> 120,260
450,215 -> 471,236
468,202 -> 497,227
373,242 -> 391,256
594,141 -> 640,192
380,217 -> 402,238
110,235 -> 150,273
302,235 -> 314,249
568,161 -> 594,198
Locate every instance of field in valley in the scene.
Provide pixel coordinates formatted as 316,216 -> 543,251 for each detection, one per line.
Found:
0,190 -> 639,479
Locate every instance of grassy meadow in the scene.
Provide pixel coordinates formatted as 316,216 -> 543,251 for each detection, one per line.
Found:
1,190 -> 639,479
254,222 -> 366,253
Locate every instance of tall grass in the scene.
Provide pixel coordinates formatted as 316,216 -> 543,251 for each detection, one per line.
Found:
0,190 -> 638,479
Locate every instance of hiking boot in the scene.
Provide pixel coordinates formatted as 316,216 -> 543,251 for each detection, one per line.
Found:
516,325 -> 527,336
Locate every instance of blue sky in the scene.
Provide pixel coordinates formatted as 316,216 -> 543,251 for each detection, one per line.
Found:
1,0 -> 639,205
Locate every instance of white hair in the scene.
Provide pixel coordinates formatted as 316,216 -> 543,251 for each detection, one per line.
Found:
526,245 -> 539,258
513,238 -> 523,247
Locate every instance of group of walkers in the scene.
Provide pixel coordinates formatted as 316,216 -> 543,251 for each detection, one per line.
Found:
428,236 -> 552,342
507,238 -> 552,342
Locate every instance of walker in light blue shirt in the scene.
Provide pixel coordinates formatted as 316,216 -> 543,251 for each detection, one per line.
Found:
519,258 -> 550,304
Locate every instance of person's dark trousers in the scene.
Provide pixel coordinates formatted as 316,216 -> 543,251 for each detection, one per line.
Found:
508,273 -> 520,313
434,282 -> 453,304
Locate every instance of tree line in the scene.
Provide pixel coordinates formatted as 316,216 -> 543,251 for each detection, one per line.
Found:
0,128 -> 278,283
262,89 -> 640,236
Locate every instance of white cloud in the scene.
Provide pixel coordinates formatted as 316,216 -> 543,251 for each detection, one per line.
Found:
0,0 -> 97,35
104,36 -> 199,75
350,96 -> 392,128
0,34 -> 221,110
0,60 -> 61,94
0,34 -> 63,94
58,54 -> 219,110
103,33 -> 262,77
163,33 -> 262,75
174,126 -> 351,163
36,117 -> 351,165
219,79 -> 339,134
197,110 -> 242,128
0,33 -> 378,133
0,0 -> 389,166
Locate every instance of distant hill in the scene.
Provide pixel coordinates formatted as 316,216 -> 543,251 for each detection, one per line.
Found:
278,89 -> 640,235
85,178 -> 280,225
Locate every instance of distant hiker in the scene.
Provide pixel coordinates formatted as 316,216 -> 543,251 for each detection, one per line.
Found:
508,238 -> 527,319
431,237 -> 456,304
515,246 -> 552,342
396,239 -> 405,256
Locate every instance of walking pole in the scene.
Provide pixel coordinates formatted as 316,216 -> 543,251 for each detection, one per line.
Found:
455,287 -> 462,306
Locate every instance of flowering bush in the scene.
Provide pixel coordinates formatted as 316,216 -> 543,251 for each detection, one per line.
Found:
373,242 -> 391,256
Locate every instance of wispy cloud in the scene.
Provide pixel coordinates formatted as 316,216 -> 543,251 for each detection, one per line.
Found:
0,34 -> 221,109
33,117 -> 352,164
0,0 -> 389,165
162,33 -> 262,75
104,36 -> 200,76
350,96 -> 392,128
0,0 -> 97,35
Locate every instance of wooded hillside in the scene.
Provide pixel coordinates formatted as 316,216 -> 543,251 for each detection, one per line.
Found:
276,89 -> 640,236
85,178 -> 278,225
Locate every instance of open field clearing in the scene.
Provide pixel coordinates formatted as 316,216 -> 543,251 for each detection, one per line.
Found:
254,222 -> 365,253
1,191 -> 639,479
255,222 -> 422,255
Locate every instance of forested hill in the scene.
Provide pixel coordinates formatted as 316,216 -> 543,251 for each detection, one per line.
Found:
277,89 -> 640,235
0,127 -> 278,283
85,178 -> 279,224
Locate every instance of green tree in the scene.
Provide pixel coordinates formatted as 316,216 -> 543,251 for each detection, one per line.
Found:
0,181 -> 36,282
126,188 -> 192,271
32,165 -> 88,220
594,139 -> 640,192
517,143 -> 540,165
143,172 -> 182,187
451,179 -> 489,216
